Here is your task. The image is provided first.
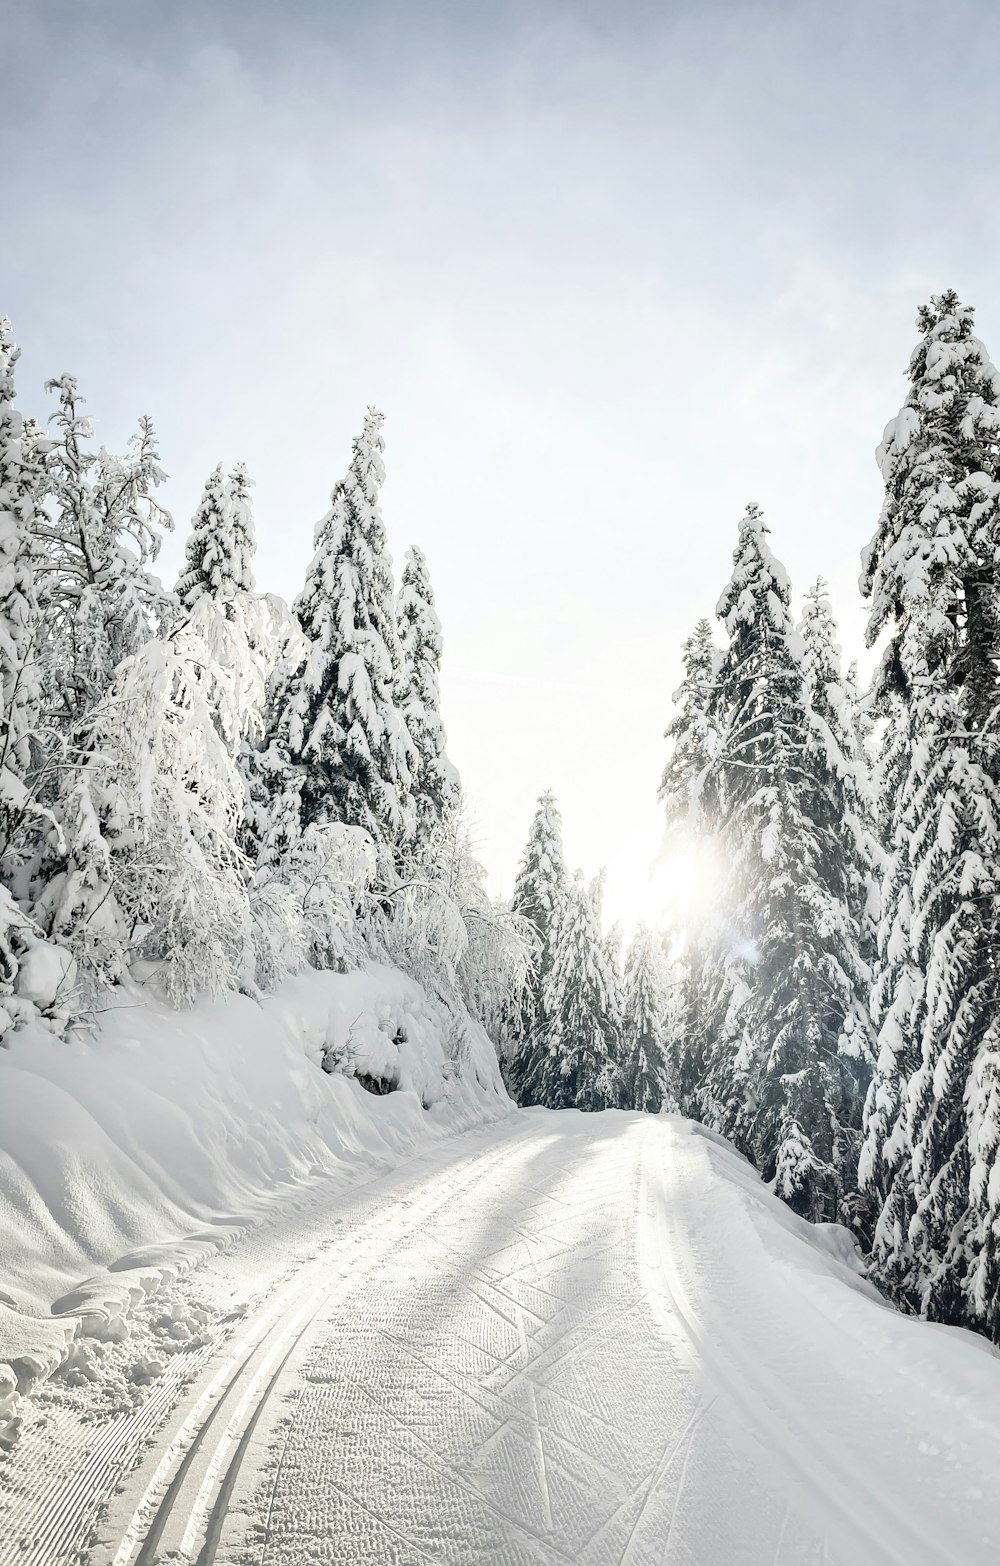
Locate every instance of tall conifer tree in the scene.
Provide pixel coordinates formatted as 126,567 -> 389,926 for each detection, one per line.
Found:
705,507 -> 867,1219
177,462 -> 257,612
622,925 -> 677,1113
658,618 -> 719,1118
38,375 -> 172,729
505,791 -> 568,1097
860,292 -> 1000,1322
521,871 -> 622,1111
0,319 -> 43,862
396,546 -> 459,847
260,409 -> 416,854
795,579 -> 880,1222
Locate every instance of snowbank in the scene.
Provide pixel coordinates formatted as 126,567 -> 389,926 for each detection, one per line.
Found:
0,962 -> 510,1441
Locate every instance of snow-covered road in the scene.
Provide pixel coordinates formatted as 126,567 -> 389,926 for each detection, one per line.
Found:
6,1110 -> 1000,1566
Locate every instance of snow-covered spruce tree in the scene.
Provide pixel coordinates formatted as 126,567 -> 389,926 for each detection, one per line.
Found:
658,618 -> 719,1119
520,870 -> 623,1111
585,868 -> 627,1053
36,375 -> 172,730
175,463 -> 268,751
176,462 -> 256,611
0,318 -> 57,1026
258,409 -> 415,860
396,546 -> 459,848
708,506 -> 870,1221
0,319 -> 44,867
797,578 -> 880,1227
659,619 -> 719,836
859,292 -> 1000,1328
622,925 -> 678,1113
603,916 -> 624,995
504,791 -> 568,1097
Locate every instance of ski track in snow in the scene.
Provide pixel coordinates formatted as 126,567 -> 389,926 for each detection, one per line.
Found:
4,1111 -> 1000,1566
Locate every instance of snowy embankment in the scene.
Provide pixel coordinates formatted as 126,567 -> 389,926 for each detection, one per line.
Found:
0,964 -> 510,1445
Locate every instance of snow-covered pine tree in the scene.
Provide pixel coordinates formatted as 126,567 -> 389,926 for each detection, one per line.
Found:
704,504 -> 803,1158
797,577 -> 880,1226
622,924 -> 677,1113
584,869 -> 626,1060
176,462 -> 256,612
175,463 -> 268,752
658,617 -> 719,1119
504,791 -> 568,1096
37,375 -> 172,730
600,905 -> 626,1088
659,618 -> 719,837
603,917 -> 624,994
396,546 -> 459,847
859,292 -> 1000,1327
520,870 -> 622,1111
0,319 -> 44,867
708,506 -> 867,1220
0,318 -> 52,1022
259,409 -> 416,856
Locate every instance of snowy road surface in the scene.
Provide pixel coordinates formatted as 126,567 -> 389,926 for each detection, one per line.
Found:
6,1110 -> 1000,1566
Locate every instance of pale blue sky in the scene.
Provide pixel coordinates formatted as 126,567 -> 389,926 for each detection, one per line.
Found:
4,0 -> 1000,923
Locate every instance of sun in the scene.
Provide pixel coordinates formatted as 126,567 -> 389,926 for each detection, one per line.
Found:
610,838 -> 726,936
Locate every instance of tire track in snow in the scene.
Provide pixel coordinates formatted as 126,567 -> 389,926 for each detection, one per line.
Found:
0,1123 -> 533,1566
110,1128 -> 536,1566
236,1116 -> 799,1566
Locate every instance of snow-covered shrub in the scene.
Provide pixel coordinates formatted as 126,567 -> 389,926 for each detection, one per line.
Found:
250,821 -> 375,988
39,626 -> 252,1006
370,805 -> 533,1049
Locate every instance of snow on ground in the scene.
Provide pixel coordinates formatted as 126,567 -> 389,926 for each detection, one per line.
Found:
0,963 -> 509,1448
4,1105 -> 1000,1566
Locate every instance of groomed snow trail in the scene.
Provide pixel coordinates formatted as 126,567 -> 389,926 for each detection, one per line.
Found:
13,1110 -> 1000,1566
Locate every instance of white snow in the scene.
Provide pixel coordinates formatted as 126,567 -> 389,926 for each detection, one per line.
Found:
0,962 -> 508,1446
3,1096 -> 1000,1563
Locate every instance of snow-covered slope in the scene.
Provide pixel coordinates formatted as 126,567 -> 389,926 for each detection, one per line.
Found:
0,963 -> 510,1444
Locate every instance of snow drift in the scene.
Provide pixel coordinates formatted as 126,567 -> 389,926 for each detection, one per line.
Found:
0,962 -> 510,1443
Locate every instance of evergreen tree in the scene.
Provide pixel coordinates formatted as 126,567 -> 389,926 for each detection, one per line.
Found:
260,409 -> 416,854
622,925 -> 677,1113
176,463 -> 267,752
859,292 -> 1000,1324
796,578 -> 880,1225
504,791 -> 568,1096
37,375 -> 172,730
0,318 -> 49,1020
707,506 -> 868,1220
396,545 -> 459,846
176,462 -> 256,612
705,504 -> 807,1162
659,618 -> 719,838
0,319 -> 44,864
658,618 -> 719,1119
520,871 -> 622,1111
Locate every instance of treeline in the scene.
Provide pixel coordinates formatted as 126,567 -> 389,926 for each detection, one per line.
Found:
508,290 -> 1000,1347
502,792 -> 678,1114
0,317 -> 530,1055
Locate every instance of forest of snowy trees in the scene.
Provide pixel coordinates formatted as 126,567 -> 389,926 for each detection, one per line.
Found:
0,316 -> 531,1069
506,289 -> 1000,1347
5,289 -> 1000,1347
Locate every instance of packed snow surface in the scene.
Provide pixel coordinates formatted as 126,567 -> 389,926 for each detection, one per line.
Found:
4,1104 -> 1000,1565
